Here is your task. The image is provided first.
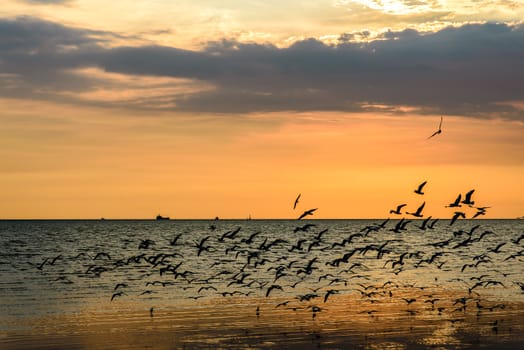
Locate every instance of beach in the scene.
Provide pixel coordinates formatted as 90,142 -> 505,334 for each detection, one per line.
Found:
2,291 -> 524,349
1,219 -> 523,349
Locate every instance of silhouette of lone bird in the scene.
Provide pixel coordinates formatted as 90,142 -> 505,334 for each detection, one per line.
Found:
293,193 -> 301,210
414,181 -> 427,195
446,194 -> 462,208
298,208 -> 317,220
407,202 -> 426,218
428,116 -> 443,139
461,189 -> 475,206
390,204 -> 406,215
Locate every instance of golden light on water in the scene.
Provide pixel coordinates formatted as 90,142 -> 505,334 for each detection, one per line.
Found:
1,1 -> 524,350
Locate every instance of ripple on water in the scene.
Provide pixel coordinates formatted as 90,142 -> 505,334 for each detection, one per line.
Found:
1,219 -> 523,349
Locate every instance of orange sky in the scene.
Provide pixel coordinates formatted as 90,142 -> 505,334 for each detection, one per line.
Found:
1,1 -> 524,219
1,98 -> 523,219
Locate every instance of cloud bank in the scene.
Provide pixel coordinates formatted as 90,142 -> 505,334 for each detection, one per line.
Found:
1,16 -> 523,119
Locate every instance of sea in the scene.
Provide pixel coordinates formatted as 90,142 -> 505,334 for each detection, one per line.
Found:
1,219 -> 523,349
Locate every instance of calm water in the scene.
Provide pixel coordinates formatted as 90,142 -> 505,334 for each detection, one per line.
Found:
1,219 -> 523,348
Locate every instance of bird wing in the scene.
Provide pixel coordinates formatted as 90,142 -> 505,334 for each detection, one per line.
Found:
427,130 -> 440,139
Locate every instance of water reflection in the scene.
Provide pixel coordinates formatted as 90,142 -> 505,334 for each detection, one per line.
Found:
1,219 -> 523,349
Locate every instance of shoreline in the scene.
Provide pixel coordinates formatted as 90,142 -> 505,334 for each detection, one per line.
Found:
3,291 -> 524,349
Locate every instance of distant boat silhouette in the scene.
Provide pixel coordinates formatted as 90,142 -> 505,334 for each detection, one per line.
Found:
156,215 -> 170,220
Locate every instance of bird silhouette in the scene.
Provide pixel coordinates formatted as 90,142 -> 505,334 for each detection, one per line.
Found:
389,204 -> 406,215
461,189 -> 475,206
427,218 -> 439,229
266,284 -> 283,297
419,216 -> 432,230
298,208 -> 317,220
390,218 -> 411,233
169,233 -> 183,246
293,193 -> 301,210
195,236 -> 212,256
488,242 -> 506,253
323,289 -> 339,303
240,231 -> 261,244
472,207 -> 489,218
511,233 -> 524,245
111,291 -> 126,301
30,258 -> 49,270
446,194 -> 462,208
406,202 -> 425,218
450,211 -> 466,225
414,181 -> 427,195
428,116 -> 443,139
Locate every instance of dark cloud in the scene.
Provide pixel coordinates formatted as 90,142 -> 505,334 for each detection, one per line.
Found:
1,16 -> 524,119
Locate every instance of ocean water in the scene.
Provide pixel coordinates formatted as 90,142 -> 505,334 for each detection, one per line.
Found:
1,219 -> 523,349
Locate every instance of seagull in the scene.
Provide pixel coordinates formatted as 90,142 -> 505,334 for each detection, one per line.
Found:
297,208 -> 317,220
450,211 -> 466,225
30,258 -> 49,270
407,202 -> 426,218
111,291 -> 126,301
293,193 -> 301,210
419,216 -> 432,230
472,206 -> 490,219
488,242 -> 506,254
266,284 -> 283,297
389,204 -> 406,215
402,298 -> 417,305
324,289 -> 339,303
428,116 -> 443,139
414,181 -> 427,195
461,189 -> 475,206
446,194 -> 462,208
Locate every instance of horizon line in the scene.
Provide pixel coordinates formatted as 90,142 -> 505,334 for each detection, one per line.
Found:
1,217 -> 522,221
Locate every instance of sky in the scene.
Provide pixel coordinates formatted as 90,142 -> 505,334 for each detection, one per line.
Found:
1,0 -> 523,219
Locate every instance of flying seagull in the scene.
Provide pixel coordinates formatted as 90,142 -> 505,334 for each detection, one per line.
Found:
389,203 -> 407,215
461,189 -> 475,206
293,193 -> 301,210
414,181 -> 427,195
428,116 -> 443,139
298,208 -> 317,220
407,202 -> 426,218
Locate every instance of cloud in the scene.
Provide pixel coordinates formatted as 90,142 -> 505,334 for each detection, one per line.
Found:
1,16 -> 524,119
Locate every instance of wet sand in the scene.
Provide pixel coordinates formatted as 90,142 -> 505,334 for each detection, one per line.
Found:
2,289 -> 524,349
2,219 -> 523,349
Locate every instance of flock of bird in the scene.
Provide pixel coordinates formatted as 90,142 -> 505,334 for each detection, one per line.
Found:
23,181 -> 524,328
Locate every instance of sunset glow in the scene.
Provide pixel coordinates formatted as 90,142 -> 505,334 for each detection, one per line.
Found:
1,1 -> 523,219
